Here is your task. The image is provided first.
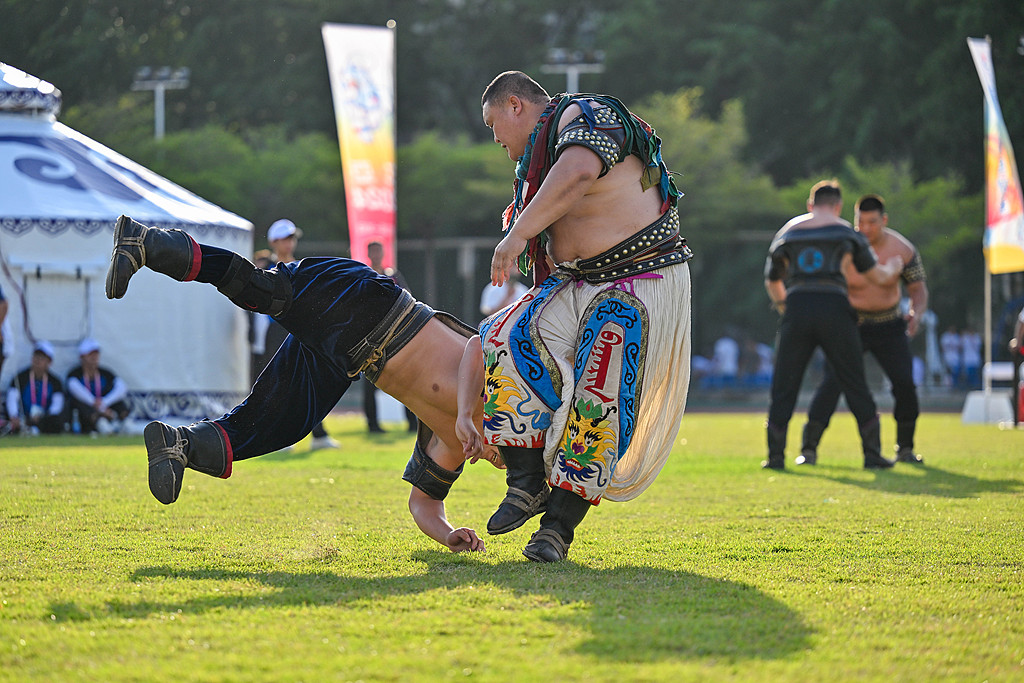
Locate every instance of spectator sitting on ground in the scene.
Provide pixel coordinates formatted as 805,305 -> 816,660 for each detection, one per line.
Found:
66,338 -> 130,434
6,340 -> 66,435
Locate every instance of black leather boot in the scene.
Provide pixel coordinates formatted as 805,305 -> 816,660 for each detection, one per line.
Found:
106,215 -> 197,299
860,417 -> 895,469
797,420 -> 826,465
487,446 -> 549,535
762,422 -> 786,469
522,487 -> 592,563
895,420 -> 923,463
145,421 -> 231,504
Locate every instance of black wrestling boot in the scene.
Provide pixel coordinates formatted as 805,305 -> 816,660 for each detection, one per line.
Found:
796,420 -> 826,465
895,420 -> 923,464
106,215 -> 197,299
145,421 -> 231,504
761,422 -> 786,470
522,487 -> 592,563
860,418 -> 895,469
487,446 -> 549,535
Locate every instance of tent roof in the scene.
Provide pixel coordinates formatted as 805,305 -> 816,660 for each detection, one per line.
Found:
0,63 -> 61,118
0,64 -> 251,238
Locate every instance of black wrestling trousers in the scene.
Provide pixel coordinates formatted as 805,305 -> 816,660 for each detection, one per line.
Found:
769,291 -> 878,431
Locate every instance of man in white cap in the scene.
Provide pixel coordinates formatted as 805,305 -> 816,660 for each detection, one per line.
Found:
5,340 -> 66,435
267,218 -> 302,264
66,338 -> 130,434
259,218 -> 340,450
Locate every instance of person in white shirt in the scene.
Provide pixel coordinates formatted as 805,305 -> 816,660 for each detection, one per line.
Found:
66,338 -> 130,434
960,326 -> 982,390
939,326 -> 962,388
479,278 -> 529,318
6,340 -> 66,434
711,335 -> 740,386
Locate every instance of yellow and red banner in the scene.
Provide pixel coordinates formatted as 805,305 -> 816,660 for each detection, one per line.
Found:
322,23 -> 397,269
968,37 -> 1024,274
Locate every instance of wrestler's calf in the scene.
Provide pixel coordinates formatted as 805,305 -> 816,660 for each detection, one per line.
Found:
214,254 -> 293,318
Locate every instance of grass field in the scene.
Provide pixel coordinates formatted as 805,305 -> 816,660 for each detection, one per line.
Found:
1,412 -> 1022,682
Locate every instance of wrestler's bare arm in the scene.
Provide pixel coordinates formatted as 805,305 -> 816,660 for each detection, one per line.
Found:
491,145 -> 602,285
407,487 -> 484,553
905,279 -> 929,337
407,431 -> 485,553
377,318 -> 495,552
455,336 -> 487,460
765,278 -> 787,314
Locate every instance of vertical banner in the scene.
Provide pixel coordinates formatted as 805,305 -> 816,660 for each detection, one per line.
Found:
968,37 -> 1024,274
322,23 -> 397,268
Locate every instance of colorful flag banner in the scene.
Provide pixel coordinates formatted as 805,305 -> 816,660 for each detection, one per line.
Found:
968,37 -> 1024,274
322,23 -> 397,268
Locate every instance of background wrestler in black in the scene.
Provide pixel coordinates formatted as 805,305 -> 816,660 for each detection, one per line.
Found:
801,194 -> 927,464
763,181 -> 902,469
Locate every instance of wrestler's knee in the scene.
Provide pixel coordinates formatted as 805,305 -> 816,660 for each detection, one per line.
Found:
402,432 -> 463,500
215,254 -> 293,317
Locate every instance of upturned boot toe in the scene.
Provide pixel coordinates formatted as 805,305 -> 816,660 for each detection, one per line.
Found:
144,421 -> 187,504
106,215 -> 148,299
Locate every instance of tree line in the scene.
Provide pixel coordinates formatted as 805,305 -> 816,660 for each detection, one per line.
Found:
3,0 -> 1022,351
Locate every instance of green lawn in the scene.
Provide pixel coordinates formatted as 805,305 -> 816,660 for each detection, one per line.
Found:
1,412 -> 1022,682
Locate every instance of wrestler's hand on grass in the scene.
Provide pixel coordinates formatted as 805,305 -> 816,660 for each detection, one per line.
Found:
446,527 -> 485,553
491,232 -> 528,287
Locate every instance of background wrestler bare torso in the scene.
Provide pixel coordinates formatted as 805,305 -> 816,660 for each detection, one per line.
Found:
844,228 -> 916,314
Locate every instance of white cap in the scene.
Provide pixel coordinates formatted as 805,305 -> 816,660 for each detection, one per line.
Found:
78,338 -> 101,356
33,340 -> 55,359
267,219 -> 302,242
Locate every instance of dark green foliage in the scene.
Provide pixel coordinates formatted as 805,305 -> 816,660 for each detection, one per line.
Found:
3,0 -> 1020,344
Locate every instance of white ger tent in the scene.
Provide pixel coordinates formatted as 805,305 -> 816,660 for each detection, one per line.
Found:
0,64 -> 253,421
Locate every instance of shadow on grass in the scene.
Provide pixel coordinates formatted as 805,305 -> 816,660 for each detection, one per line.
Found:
258,448 -> 317,463
49,558 -> 812,662
794,463 -> 1024,498
258,428 -> 413,462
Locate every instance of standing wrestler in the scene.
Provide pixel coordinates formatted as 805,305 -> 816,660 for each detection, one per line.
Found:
799,195 -> 928,465
106,215 -> 499,553
763,180 -> 903,470
480,71 -> 693,562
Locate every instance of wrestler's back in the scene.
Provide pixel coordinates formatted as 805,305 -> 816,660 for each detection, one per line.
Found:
374,317 -> 476,471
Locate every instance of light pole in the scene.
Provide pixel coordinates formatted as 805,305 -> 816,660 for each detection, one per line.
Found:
131,66 -> 190,140
540,48 -> 605,93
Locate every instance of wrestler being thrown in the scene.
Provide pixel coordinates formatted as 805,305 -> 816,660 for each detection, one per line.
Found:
105,215 -> 501,553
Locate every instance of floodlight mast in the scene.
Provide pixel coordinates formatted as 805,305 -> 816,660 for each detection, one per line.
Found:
131,66 -> 190,140
540,48 -> 605,93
